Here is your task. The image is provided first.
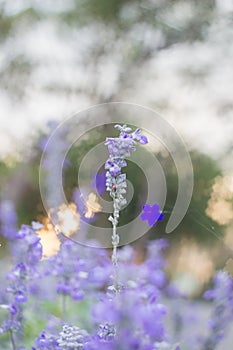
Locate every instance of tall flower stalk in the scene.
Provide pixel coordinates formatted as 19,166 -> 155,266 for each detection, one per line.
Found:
202,271 -> 233,350
105,124 -> 148,290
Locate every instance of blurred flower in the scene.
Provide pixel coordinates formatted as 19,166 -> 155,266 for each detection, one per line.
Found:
202,271 -> 233,349
0,200 -> 18,240
41,121 -> 69,210
34,330 -> 60,350
140,203 -> 163,226
32,221 -> 44,231
92,171 -> 106,196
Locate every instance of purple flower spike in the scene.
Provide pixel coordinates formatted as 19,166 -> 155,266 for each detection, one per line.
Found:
140,203 -> 163,226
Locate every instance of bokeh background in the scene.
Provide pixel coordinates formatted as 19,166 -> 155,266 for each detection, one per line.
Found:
0,0 -> 233,297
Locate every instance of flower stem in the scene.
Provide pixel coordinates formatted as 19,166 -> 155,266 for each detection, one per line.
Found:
111,197 -> 120,291
62,293 -> 67,320
9,329 -> 16,350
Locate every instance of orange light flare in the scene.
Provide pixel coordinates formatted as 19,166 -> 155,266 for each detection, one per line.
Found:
206,174 -> 233,225
36,217 -> 61,259
85,192 -> 102,219
168,238 -> 214,296
36,202 -> 80,259
56,203 -> 80,237
36,193 -> 102,258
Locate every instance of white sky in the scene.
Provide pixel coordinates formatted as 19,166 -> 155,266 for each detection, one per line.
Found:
0,2 -> 232,172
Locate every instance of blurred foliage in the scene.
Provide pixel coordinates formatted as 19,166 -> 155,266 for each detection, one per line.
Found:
0,126 -> 224,248
0,0 -> 219,100
156,150 -> 223,245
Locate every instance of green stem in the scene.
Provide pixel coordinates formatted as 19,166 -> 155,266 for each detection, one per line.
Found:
62,293 -> 67,320
111,197 -> 120,292
9,329 -> 16,350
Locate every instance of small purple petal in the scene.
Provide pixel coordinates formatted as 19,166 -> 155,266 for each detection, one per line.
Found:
139,135 -> 148,144
140,203 -> 163,227
95,172 -> 106,195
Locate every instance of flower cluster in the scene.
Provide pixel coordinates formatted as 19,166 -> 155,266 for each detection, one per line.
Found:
33,330 -> 60,350
1,124 -> 233,350
0,217 -> 178,350
0,222 -> 43,349
1,218 -> 233,350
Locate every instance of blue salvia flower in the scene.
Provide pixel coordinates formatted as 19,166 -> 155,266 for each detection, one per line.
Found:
105,124 -> 148,203
34,330 -> 60,350
45,239 -> 88,318
0,222 -> 43,349
0,200 -> 19,258
0,200 -> 18,240
92,287 -> 167,349
91,238 -> 172,349
105,124 -> 148,288
140,203 -> 164,227
202,271 -> 233,350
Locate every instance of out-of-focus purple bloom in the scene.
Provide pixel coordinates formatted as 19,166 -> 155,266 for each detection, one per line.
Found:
70,288 -> 84,301
92,282 -> 168,347
149,270 -> 167,289
0,222 -> 43,347
132,128 -> 149,144
97,323 -> 116,342
140,203 -> 163,226
0,318 -> 21,334
41,120 -> 69,209
35,330 -> 60,350
32,221 -> 44,231
72,188 -> 87,218
92,171 -> 106,195
14,291 -> 27,303
14,224 -> 43,265
202,271 -> 233,350
7,263 -> 27,281
9,304 -> 17,316
45,239 -> 110,303
39,136 -> 48,152
56,281 -> 71,295
0,200 -> 18,240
